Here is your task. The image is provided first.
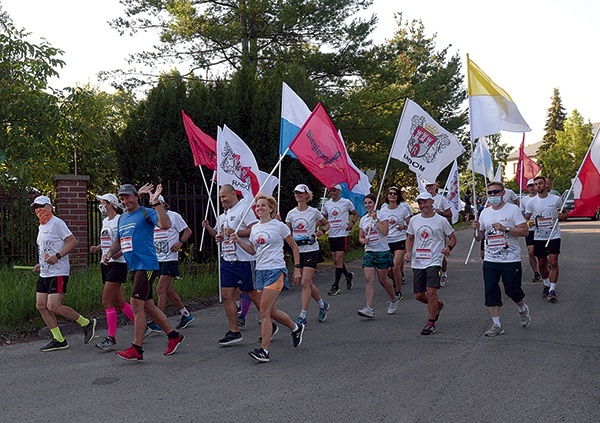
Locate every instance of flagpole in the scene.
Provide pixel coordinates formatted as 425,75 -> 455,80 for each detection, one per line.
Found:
198,166 -> 218,218
277,156 -> 283,214
216,177 -> 222,303
545,129 -> 600,245
320,187 -> 328,212
199,172 -> 216,252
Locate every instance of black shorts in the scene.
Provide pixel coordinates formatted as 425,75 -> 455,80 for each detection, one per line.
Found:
413,266 -> 441,293
482,261 -> 524,307
533,239 -> 561,257
158,260 -> 179,277
36,276 -> 69,294
130,270 -> 159,301
525,230 -> 535,246
101,262 -> 128,284
388,240 -> 406,253
299,250 -> 324,269
328,236 -> 348,253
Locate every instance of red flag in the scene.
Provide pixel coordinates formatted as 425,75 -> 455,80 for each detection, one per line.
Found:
515,133 -> 541,190
181,110 -> 217,170
573,134 -> 600,214
289,103 -> 360,190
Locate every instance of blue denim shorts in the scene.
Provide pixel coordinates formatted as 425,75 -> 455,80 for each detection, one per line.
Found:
255,268 -> 289,292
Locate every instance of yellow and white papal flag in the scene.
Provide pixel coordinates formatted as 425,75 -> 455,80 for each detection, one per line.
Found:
467,56 -> 531,141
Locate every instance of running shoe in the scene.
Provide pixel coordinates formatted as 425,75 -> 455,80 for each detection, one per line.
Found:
547,290 -> 558,303
40,338 -> 69,352
147,321 -> 162,333
218,331 -> 243,346
484,324 -> 506,337
258,323 -> 279,343
435,300 -> 445,322
294,316 -> 307,326
357,306 -> 374,318
401,272 -> 406,285
83,318 -> 97,344
143,326 -> 153,339
395,291 -> 404,301
532,272 -> 542,283
440,274 -> 448,288
237,315 -> 246,328
164,333 -> 184,356
318,302 -> 330,322
176,314 -> 195,330
248,347 -> 270,363
346,272 -> 354,290
291,323 -> 305,347
520,305 -> 531,328
117,345 -> 143,361
387,300 -> 399,315
542,286 -> 550,298
328,285 -> 340,296
96,336 -> 116,351
421,322 -> 436,335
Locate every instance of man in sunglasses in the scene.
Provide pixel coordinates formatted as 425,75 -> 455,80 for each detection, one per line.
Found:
524,176 -> 566,302
425,181 -> 452,287
472,182 -> 531,336
519,179 -> 542,283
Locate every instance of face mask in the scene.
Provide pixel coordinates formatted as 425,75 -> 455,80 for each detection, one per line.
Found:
98,204 -> 107,215
488,196 -> 502,207
35,208 -> 53,225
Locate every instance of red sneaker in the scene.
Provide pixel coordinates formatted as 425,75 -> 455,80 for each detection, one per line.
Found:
116,346 -> 143,361
164,333 -> 184,356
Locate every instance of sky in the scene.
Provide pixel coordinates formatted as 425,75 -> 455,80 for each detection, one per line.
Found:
3,0 -> 599,150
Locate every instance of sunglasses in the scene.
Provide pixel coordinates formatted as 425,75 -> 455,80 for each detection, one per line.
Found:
487,189 -> 502,195
387,192 -> 398,196
33,204 -> 46,209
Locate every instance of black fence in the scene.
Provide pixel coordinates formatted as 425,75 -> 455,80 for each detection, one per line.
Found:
0,191 -> 39,265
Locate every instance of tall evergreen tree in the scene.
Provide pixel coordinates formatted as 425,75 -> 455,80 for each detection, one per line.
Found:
539,87 -> 567,152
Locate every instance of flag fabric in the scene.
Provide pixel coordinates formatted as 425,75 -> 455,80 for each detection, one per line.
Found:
289,103 -> 361,190
467,56 -> 531,140
468,137 -> 495,180
416,175 -> 427,193
279,82 -> 312,158
216,125 -> 261,202
259,171 -> 279,197
181,110 -> 217,170
515,134 -> 541,190
572,132 -> 600,214
493,163 -> 503,182
338,130 -> 371,216
390,98 -> 465,182
444,160 -> 461,224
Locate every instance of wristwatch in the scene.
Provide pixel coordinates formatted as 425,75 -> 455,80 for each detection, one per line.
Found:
55,252 -> 62,259
294,264 -> 302,268
504,228 -> 510,234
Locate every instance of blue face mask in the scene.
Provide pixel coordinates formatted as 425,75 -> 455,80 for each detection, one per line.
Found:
488,196 -> 502,207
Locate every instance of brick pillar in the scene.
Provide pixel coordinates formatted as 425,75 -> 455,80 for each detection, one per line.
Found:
53,174 -> 90,268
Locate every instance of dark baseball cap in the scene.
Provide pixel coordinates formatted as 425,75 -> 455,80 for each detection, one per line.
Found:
117,184 -> 138,196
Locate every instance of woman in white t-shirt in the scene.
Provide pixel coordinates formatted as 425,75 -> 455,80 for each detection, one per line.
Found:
357,194 -> 398,318
231,195 -> 305,363
90,194 -> 134,351
285,184 -> 331,326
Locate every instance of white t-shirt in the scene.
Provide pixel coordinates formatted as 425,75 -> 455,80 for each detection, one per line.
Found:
359,214 -> 389,252
322,198 -> 355,238
154,210 -> 189,262
503,188 -> 518,204
380,204 -> 412,242
285,206 -> 324,253
432,193 -> 451,212
100,215 -> 126,263
249,219 -> 290,270
407,213 -> 454,269
478,203 -> 526,263
37,216 -> 73,277
519,194 -> 537,232
218,200 -> 258,262
525,194 -> 562,240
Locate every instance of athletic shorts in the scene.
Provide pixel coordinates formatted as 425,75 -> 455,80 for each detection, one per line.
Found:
158,260 -> 179,277
482,261 -> 524,307
533,238 -> 561,257
299,251 -> 323,269
525,230 -> 535,246
362,250 -> 393,269
101,262 -> 128,284
130,270 -> 159,301
328,236 -> 348,253
221,260 -> 255,291
388,240 -> 406,253
36,276 -> 69,294
255,269 -> 289,292
413,266 -> 441,293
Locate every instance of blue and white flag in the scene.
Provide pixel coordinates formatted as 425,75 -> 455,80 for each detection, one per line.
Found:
279,82 -> 311,158
467,137 -> 495,180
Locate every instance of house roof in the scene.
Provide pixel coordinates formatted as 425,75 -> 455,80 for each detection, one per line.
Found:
507,141 -> 543,160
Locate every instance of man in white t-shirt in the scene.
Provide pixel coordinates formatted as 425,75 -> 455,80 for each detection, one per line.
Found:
32,195 -> 96,352
519,179 -> 542,283
321,184 -> 359,296
472,182 -> 531,336
425,181 -> 452,287
406,192 -> 456,335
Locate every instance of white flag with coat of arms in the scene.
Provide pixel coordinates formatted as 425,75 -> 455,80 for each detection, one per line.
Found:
443,160 -> 461,224
390,98 -> 466,182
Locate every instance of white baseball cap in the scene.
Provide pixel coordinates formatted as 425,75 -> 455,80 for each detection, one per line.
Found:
527,179 -> 535,186
96,193 -> 119,206
30,195 -> 52,207
332,184 -> 342,191
293,184 -> 311,193
416,192 -> 434,201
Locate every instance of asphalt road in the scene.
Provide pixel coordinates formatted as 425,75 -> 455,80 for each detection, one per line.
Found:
1,220 -> 599,423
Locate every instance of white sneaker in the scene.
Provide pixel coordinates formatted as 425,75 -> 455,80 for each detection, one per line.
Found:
357,306 -> 374,318
485,324 -> 506,337
520,305 -> 531,328
440,274 -> 448,287
387,300 -> 398,315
